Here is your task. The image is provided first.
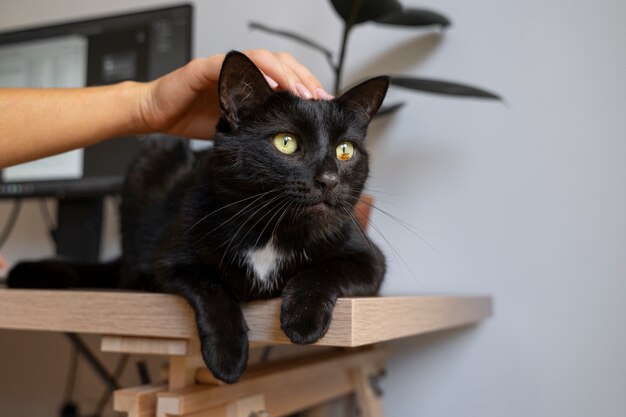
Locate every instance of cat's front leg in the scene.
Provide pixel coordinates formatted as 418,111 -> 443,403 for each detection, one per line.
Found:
191,285 -> 249,383
280,247 -> 385,344
158,267 -> 249,383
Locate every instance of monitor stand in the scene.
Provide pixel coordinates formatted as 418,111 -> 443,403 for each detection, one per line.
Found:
55,197 -> 104,262
54,197 -> 123,417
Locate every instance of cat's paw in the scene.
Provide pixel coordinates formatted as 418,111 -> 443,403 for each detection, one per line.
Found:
199,326 -> 249,384
280,293 -> 335,345
7,261 -> 76,289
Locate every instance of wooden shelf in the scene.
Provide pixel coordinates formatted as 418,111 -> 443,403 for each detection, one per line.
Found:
0,289 -> 491,347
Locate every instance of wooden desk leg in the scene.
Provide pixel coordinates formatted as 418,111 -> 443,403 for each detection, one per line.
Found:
108,337 -> 204,416
350,366 -> 384,417
165,338 -> 210,391
169,354 -> 205,390
113,383 -> 168,417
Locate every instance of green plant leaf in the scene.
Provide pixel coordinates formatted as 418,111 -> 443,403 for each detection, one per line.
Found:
249,22 -> 334,62
330,0 -> 402,25
374,8 -> 450,27
390,76 -> 501,100
374,101 -> 405,118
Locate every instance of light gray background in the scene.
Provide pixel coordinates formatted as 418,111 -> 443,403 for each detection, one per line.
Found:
1,0 -> 625,416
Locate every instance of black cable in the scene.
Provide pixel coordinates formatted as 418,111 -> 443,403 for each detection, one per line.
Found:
136,361 -> 150,385
0,199 -> 22,251
59,344 -> 80,417
38,198 -> 58,246
65,333 -> 121,392
63,345 -> 79,402
93,353 -> 130,416
38,199 -> 55,229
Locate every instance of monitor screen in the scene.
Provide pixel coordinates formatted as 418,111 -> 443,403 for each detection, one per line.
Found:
0,5 -> 192,198
1,35 -> 87,184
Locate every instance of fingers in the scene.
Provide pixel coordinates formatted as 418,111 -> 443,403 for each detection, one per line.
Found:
182,55 -> 225,90
276,52 -> 334,100
242,49 -> 296,93
243,49 -> 333,100
182,50 -> 332,100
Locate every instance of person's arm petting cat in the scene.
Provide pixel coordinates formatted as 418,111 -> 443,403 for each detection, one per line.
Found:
0,49 -> 331,169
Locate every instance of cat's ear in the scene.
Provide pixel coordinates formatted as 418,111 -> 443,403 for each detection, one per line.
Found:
218,51 -> 274,130
336,76 -> 389,123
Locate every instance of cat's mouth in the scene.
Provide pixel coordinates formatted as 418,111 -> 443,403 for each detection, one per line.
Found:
288,191 -> 342,216
303,197 -> 340,216
302,202 -> 334,219
312,200 -> 332,209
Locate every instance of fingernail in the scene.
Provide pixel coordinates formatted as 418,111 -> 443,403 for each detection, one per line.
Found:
295,82 -> 313,99
315,88 -> 335,100
264,74 -> 279,89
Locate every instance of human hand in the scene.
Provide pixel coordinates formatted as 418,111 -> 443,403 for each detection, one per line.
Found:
134,49 -> 333,139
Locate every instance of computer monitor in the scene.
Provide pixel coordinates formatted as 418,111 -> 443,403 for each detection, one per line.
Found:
0,5 -> 192,261
0,4 -> 192,198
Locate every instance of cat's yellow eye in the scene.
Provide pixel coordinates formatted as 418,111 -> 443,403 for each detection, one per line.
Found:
336,141 -> 355,161
273,133 -> 298,154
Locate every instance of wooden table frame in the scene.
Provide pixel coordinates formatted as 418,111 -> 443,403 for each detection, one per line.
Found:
0,290 -> 492,416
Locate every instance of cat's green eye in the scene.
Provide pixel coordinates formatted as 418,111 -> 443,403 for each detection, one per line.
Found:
273,133 -> 298,154
336,141 -> 355,161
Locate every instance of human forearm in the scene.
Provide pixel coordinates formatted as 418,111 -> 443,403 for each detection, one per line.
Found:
0,82 -> 145,168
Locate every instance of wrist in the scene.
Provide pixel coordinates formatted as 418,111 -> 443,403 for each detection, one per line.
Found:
116,80 -> 152,135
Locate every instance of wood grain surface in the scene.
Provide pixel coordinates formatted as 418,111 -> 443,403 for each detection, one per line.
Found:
0,289 -> 491,346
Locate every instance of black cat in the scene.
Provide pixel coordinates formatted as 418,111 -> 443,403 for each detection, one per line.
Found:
8,51 -> 387,383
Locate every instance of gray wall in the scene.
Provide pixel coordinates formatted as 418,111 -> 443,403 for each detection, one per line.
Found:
1,0 -> 625,416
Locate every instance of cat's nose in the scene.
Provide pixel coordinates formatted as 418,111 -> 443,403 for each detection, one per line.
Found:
315,172 -> 338,190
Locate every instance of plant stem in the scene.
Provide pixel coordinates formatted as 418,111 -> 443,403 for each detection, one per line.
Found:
333,0 -> 362,95
334,23 -> 351,95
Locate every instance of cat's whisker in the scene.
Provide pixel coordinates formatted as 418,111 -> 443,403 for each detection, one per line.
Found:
352,192 -> 399,208
270,200 -> 294,241
218,193 -> 287,267
235,198 -> 293,270
362,199 -> 409,223
348,189 -> 443,241
363,188 -> 403,197
194,189 -> 285,244
358,200 -> 444,256
353,205 -> 420,283
228,196 -> 290,264
285,203 -> 305,250
183,187 -> 283,239
364,183 -> 396,189
236,199 -> 293,280
225,193 -> 286,245
340,204 -> 383,271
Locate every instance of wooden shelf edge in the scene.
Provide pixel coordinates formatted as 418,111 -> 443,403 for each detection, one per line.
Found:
0,289 -> 491,347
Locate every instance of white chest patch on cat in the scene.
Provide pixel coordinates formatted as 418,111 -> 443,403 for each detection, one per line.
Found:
244,238 -> 284,290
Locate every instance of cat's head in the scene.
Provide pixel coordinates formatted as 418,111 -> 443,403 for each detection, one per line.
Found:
212,51 -> 388,243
